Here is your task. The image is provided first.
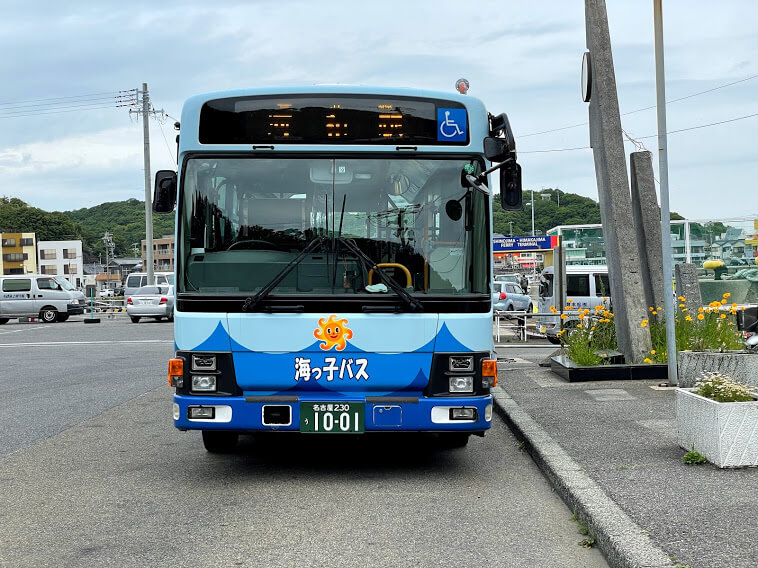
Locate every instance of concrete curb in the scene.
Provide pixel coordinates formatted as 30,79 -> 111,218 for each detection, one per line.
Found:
492,387 -> 675,568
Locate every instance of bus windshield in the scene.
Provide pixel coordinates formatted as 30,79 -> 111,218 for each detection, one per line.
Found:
178,156 -> 489,298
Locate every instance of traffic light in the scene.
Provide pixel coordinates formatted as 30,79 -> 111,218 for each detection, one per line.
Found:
500,161 -> 522,211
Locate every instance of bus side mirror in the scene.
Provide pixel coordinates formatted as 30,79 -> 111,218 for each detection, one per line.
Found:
153,170 -> 177,213
483,137 -> 510,162
500,161 -> 522,211
489,113 -> 516,152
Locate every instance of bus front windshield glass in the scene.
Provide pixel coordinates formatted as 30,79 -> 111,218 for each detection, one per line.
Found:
178,157 -> 489,297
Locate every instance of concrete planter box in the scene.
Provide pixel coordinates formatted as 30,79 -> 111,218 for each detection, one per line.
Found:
550,354 -> 667,382
677,350 -> 758,388
676,388 -> 758,468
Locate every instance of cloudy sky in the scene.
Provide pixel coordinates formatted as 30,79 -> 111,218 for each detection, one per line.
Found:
1,0 -> 756,223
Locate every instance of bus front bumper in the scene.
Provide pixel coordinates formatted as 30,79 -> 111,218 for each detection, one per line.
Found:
172,393 -> 493,433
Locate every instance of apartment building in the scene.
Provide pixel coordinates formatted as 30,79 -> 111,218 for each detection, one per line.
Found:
141,235 -> 175,272
0,232 -> 37,275
37,240 -> 84,287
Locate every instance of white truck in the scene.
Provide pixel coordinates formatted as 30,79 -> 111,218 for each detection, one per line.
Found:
0,275 -> 86,323
536,265 -> 610,343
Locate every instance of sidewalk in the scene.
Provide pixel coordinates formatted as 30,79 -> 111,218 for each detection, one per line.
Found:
493,344 -> 758,568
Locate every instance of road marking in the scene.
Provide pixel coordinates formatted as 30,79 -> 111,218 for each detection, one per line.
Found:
0,340 -> 173,347
0,325 -> 55,335
585,388 -> 637,402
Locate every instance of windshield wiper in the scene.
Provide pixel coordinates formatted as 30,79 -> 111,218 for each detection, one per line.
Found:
336,237 -> 423,312
242,237 -> 326,312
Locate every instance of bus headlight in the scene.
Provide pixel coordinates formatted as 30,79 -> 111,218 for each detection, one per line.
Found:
449,376 -> 474,393
191,375 -> 217,392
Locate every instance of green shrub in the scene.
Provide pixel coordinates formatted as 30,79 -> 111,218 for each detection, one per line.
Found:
695,372 -> 757,403
682,449 -> 707,465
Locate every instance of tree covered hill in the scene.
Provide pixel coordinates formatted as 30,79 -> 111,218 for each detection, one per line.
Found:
491,188 -> 716,239
1,190 -> 716,262
65,198 -> 175,260
0,196 -> 174,261
0,196 -> 82,243
493,188 -> 601,236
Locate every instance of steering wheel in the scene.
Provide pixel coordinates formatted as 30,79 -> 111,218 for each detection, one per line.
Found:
227,239 -> 286,251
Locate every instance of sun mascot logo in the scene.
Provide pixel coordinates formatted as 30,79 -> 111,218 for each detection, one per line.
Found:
314,315 -> 353,351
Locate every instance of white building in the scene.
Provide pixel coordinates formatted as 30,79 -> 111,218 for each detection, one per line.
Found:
37,240 -> 84,287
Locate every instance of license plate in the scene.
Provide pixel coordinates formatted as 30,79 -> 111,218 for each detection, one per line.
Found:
300,402 -> 364,433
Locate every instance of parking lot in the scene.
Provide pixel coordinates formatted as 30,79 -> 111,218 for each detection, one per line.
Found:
0,315 -> 608,568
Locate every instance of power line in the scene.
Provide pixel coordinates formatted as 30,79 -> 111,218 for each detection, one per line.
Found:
520,145 -> 591,154
156,120 -> 177,165
520,110 -> 758,154
0,93 -> 135,111
520,73 -> 758,138
628,112 -> 758,140
0,101 -> 135,118
0,90 -> 136,119
622,74 -> 758,118
0,89 -> 135,107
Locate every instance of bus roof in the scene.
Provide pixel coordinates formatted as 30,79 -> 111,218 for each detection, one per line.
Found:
178,85 -> 491,154
183,84 -> 484,108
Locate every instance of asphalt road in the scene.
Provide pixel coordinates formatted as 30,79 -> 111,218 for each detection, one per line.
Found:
0,317 -> 607,568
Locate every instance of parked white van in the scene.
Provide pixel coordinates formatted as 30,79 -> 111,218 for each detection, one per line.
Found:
124,272 -> 174,299
537,265 -> 611,344
0,275 -> 87,323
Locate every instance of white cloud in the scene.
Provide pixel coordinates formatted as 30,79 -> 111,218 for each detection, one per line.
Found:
0,0 -> 755,220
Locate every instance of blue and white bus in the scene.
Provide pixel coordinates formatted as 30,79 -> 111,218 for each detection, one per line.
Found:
153,85 -> 522,452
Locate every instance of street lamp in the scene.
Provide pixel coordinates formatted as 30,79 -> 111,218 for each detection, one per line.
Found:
526,189 -> 535,236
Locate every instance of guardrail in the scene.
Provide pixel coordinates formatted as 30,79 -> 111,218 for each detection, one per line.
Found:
494,310 -> 528,341
85,299 -> 126,315
492,310 -> 558,343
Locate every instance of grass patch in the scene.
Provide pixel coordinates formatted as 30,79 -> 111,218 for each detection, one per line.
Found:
682,449 -> 707,465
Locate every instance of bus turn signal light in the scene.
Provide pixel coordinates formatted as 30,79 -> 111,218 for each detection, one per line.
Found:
169,358 -> 184,387
481,359 -> 497,388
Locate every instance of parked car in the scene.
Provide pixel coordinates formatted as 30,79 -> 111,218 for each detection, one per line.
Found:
492,281 -> 532,313
494,273 -> 521,286
536,265 -> 611,344
126,285 -> 174,323
124,272 -> 174,300
495,272 -> 529,293
99,288 -> 115,298
0,274 -> 86,323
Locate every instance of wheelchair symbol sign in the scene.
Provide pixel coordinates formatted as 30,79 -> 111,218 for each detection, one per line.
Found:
437,108 -> 467,142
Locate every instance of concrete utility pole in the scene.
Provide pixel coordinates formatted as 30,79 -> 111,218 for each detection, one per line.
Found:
630,151 -> 665,312
129,83 -> 164,286
584,0 -> 652,363
654,0 -> 678,385
102,231 -> 114,289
